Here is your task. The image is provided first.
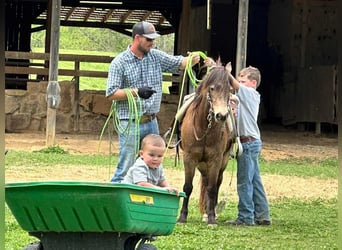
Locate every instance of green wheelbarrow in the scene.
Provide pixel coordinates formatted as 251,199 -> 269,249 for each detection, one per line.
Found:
5,181 -> 185,250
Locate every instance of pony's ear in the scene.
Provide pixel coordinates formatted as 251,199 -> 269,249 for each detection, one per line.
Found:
216,56 -> 222,66
225,62 -> 232,73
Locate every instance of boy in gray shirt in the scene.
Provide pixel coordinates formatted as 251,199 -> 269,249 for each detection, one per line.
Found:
226,66 -> 271,226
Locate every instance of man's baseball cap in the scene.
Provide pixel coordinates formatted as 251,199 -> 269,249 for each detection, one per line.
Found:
132,21 -> 161,39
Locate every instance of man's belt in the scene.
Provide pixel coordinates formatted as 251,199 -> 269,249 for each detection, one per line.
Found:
240,136 -> 257,143
140,113 -> 157,124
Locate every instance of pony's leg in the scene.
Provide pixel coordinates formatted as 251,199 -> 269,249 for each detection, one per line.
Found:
215,166 -> 225,204
205,166 -> 222,225
177,159 -> 196,223
207,159 -> 229,223
198,172 -> 210,222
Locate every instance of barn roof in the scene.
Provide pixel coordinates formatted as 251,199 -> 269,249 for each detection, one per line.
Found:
22,0 -> 184,36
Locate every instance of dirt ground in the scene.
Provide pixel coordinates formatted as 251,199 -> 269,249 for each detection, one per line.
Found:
4,125 -> 338,201
5,124 -> 338,160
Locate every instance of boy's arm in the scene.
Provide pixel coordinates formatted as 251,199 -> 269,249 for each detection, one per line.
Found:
136,180 -> 178,195
229,75 -> 240,90
225,62 -> 240,90
136,181 -> 157,188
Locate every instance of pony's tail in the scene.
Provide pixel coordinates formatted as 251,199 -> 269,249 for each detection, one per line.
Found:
199,176 -> 206,214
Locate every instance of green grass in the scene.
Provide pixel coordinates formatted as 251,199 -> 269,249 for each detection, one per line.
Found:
259,157 -> 337,179
5,150 -> 337,179
154,198 -> 337,250
5,150 -> 338,249
5,150 -> 113,167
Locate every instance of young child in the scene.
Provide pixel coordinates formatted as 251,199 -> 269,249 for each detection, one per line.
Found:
122,134 -> 179,194
225,65 -> 271,226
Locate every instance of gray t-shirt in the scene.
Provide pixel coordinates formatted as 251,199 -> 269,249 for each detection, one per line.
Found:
122,157 -> 166,186
236,84 -> 261,139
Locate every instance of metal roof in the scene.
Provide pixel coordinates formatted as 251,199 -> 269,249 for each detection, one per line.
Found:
28,0 -> 183,36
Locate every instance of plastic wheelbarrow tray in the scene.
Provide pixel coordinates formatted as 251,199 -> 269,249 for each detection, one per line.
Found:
5,181 -> 185,250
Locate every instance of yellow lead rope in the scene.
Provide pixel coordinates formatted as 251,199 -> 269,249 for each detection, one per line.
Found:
98,89 -> 142,178
164,51 -> 208,158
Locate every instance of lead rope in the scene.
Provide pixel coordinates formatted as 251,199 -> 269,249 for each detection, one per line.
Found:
164,51 -> 208,158
98,89 -> 142,179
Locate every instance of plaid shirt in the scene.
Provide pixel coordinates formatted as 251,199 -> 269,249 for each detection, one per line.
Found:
106,46 -> 183,119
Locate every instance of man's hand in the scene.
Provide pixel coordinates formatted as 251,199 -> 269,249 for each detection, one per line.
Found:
137,87 -> 156,99
187,51 -> 201,66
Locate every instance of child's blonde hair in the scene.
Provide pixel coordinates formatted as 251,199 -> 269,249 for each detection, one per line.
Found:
141,134 -> 166,150
238,66 -> 261,87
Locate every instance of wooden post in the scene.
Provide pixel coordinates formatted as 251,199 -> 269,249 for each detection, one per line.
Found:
235,0 -> 249,77
43,0 -> 52,81
46,0 -> 61,147
177,0 -> 191,95
73,61 -> 80,132
206,0 -> 211,30
177,0 -> 191,55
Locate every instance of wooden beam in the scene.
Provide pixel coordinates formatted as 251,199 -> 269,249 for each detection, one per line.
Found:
5,66 -> 109,78
177,0 -> 191,55
5,66 -> 184,83
120,10 -> 133,23
84,7 -> 95,22
103,9 -> 114,23
5,51 -> 113,63
65,7 -> 76,21
46,0 -> 61,147
142,11 -> 152,21
235,0 -> 249,76
158,16 -> 166,25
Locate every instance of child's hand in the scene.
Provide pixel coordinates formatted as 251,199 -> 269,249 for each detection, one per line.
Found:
204,57 -> 216,67
164,186 -> 179,196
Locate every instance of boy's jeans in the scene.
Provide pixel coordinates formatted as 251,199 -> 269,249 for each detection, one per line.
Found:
236,139 -> 270,224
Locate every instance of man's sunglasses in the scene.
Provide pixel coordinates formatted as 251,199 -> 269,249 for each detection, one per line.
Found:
144,37 -> 154,42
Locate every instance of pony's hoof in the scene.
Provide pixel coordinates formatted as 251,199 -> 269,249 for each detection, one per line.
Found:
202,213 -> 208,222
202,213 -> 218,222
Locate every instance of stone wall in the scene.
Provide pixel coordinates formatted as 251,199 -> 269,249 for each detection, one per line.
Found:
5,81 -> 179,135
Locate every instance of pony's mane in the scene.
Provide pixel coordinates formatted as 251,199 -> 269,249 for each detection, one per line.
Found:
193,66 -> 231,109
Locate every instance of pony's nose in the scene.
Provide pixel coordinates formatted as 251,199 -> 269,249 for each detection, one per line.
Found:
215,112 -> 228,122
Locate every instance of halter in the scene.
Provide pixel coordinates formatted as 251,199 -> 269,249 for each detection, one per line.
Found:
193,92 -> 214,141
193,90 -> 237,142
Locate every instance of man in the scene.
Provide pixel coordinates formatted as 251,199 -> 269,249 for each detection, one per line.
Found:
226,66 -> 271,226
106,21 -> 199,182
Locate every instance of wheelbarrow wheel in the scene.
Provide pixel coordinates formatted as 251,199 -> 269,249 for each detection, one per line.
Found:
137,243 -> 157,250
22,241 -> 43,250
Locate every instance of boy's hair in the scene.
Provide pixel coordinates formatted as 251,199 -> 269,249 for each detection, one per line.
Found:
239,66 -> 261,87
141,134 -> 166,150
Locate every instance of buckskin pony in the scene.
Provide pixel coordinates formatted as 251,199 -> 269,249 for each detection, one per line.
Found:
177,66 -> 234,225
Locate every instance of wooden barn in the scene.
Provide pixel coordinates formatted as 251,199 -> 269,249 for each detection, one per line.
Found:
3,0 -> 339,134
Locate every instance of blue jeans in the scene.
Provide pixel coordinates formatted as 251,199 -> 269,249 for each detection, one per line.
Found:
236,139 -> 270,224
110,118 -> 159,182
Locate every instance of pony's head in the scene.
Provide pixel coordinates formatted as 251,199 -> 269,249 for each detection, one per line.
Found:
195,66 -> 232,122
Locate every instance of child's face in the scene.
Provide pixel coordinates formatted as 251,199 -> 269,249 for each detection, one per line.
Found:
238,75 -> 257,89
140,144 -> 165,169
